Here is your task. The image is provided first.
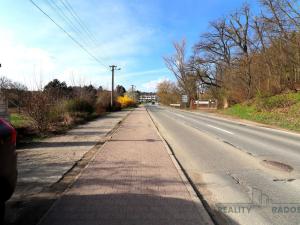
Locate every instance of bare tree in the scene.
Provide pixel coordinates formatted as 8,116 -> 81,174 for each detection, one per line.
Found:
164,40 -> 187,89
260,0 -> 300,90
164,0 -> 300,106
252,16 -> 275,91
164,40 -> 198,101
0,76 -> 12,96
156,80 -> 180,105
10,82 -> 28,113
225,5 -> 255,98
193,18 -> 234,106
195,19 -> 233,67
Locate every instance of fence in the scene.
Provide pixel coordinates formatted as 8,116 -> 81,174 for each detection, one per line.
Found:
0,92 -> 9,120
193,100 -> 217,109
170,103 -> 181,108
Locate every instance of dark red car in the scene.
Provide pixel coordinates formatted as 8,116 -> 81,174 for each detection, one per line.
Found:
0,118 -> 17,223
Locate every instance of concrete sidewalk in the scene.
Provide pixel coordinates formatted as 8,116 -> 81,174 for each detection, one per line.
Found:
38,107 -> 213,225
6,110 -> 130,225
14,110 -> 130,199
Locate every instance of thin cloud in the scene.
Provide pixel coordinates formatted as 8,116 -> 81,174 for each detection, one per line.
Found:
142,77 -> 170,92
0,1 -> 164,89
119,68 -> 169,79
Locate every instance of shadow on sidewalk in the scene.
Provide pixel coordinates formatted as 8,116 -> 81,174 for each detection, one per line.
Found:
5,163 -> 240,225
108,139 -> 162,142
37,193 -> 238,225
5,192 -> 240,225
19,141 -> 99,149
66,131 -> 106,136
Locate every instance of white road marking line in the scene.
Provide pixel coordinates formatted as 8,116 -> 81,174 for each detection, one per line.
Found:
175,112 -> 234,135
207,125 -> 234,135
176,114 -> 186,118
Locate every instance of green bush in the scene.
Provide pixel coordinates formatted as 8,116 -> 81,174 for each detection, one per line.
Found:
223,93 -> 300,132
10,113 -> 32,128
255,93 -> 300,111
66,99 -> 94,114
224,104 -> 256,120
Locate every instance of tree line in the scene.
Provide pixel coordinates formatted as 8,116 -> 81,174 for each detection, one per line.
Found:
0,76 -> 128,132
162,0 -> 300,107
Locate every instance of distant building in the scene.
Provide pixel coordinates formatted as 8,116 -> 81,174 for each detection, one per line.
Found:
139,92 -> 157,102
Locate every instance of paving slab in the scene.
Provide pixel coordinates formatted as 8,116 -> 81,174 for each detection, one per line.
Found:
38,107 -> 213,225
13,110 -> 130,199
5,110 -> 130,225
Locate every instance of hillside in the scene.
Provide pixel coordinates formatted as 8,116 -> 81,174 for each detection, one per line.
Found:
222,92 -> 300,132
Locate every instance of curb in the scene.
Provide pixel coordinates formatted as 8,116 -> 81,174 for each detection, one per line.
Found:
146,108 -> 215,225
54,109 -> 133,193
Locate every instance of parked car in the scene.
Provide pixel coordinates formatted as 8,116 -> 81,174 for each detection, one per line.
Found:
0,118 -> 17,223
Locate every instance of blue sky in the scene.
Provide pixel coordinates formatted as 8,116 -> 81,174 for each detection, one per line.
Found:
0,0 -> 259,91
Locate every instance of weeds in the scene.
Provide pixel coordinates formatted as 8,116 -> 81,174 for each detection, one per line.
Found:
222,93 -> 300,132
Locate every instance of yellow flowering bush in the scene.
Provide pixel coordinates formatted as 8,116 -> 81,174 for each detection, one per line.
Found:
117,95 -> 136,108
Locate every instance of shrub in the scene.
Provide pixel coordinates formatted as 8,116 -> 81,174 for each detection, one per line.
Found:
9,113 -> 32,128
96,91 -> 111,114
108,101 -> 122,112
66,99 -> 94,114
49,100 -> 68,123
117,95 -> 136,108
24,91 -> 53,133
255,93 -> 300,111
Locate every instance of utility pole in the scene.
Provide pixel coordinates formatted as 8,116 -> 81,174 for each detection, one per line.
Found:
109,65 -> 121,107
131,85 -> 135,102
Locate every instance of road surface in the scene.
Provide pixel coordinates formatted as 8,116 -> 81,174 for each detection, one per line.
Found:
37,108 -> 213,225
147,105 -> 300,225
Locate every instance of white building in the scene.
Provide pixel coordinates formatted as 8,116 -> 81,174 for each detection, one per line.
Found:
139,93 -> 157,102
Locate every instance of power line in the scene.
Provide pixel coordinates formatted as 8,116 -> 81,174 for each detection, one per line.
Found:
61,0 -> 99,46
44,0 -> 93,47
29,0 -> 108,69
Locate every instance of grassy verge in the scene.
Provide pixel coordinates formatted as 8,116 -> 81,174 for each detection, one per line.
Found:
10,113 -> 33,128
221,93 -> 300,132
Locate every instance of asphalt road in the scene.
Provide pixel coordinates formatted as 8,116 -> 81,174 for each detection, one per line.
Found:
147,105 -> 300,225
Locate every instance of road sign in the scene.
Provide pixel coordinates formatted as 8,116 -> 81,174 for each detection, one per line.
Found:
181,95 -> 188,103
